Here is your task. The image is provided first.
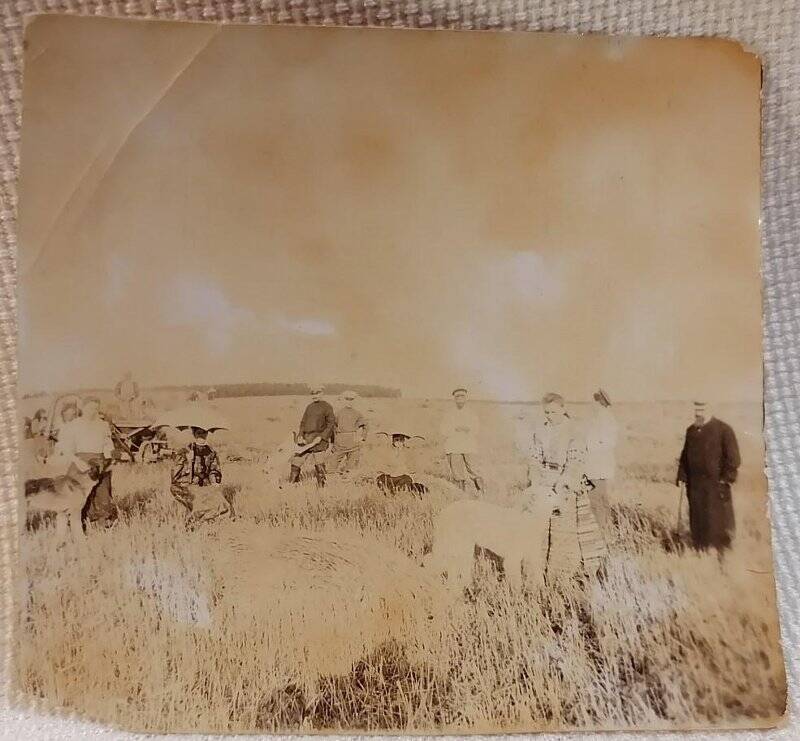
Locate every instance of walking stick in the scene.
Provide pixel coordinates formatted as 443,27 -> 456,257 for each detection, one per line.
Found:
676,483 -> 684,532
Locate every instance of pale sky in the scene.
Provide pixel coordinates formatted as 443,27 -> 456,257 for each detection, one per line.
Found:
18,17 -> 762,401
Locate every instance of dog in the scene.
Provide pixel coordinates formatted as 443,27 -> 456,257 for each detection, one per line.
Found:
24,460 -> 107,538
426,499 -> 552,592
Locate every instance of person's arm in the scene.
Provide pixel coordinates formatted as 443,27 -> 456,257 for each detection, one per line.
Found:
101,423 -> 115,459
296,408 -> 311,443
209,450 -> 223,484
529,431 -> 544,463
171,448 -> 190,485
357,412 -> 368,441
720,424 -> 741,484
319,405 -> 336,442
676,432 -> 688,485
559,435 -> 587,491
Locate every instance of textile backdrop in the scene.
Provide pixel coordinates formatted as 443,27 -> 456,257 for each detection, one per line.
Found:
0,2 -> 798,740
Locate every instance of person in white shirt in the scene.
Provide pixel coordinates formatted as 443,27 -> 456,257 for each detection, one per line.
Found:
372,432 -> 428,496
439,388 -> 484,493
584,388 -> 618,530
54,396 -> 117,527
525,392 -> 607,578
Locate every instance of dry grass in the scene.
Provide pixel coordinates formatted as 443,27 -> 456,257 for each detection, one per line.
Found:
13,398 -> 786,732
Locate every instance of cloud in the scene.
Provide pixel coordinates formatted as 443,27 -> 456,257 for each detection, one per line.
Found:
489,250 -> 567,304
163,274 -> 257,350
274,317 -> 336,336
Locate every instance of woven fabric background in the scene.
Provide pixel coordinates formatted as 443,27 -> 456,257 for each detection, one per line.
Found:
0,2 -> 797,739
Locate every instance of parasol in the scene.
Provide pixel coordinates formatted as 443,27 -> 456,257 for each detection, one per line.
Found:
153,405 -> 230,432
375,431 -> 425,442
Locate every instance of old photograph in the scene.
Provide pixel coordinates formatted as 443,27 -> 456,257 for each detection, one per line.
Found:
15,15 -> 785,733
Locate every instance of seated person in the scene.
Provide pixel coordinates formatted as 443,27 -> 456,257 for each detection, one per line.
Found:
170,426 -> 232,522
373,432 -> 428,496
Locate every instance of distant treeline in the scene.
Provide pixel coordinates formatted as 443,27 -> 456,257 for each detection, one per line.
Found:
209,383 -> 401,399
23,383 -> 401,400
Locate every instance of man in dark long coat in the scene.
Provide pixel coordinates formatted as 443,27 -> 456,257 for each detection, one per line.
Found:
676,401 -> 741,552
289,384 -> 335,487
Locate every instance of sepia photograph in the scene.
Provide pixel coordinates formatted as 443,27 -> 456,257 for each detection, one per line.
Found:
15,15 -> 786,733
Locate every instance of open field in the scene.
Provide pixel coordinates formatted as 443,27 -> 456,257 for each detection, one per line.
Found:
14,397 -> 786,732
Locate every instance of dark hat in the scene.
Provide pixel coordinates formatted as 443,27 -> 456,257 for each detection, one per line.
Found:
593,388 -> 612,406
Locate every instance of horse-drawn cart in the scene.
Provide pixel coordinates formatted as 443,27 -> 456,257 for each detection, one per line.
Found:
110,419 -> 172,463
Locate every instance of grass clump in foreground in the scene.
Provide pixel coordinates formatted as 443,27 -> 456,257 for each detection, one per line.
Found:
15,459 -> 786,733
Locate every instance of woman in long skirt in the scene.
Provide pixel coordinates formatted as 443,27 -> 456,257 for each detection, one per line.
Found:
525,392 -> 608,580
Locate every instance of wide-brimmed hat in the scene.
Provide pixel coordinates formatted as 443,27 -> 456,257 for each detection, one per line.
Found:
342,389 -> 357,401
452,388 -> 468,397
309,384 -> 325,394
154,405 -> 229,432
376,431 -> 425,442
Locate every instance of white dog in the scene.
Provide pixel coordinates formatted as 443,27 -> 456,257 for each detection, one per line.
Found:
426,498 -> 554,591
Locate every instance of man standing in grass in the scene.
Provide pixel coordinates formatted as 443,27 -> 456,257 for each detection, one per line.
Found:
440,388 -> 483,494
290,384 -> 335,488
584,388 -> 618,530
676,401 -> 741,553
114,371 -> 140,418
331,390 -> 368,475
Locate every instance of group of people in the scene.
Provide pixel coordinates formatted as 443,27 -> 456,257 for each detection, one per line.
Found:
278,385 -> 618,577
24,397 -> 85,463
24,395 -> 119,526
284,385 -> 743,573
24,380 -> 743,568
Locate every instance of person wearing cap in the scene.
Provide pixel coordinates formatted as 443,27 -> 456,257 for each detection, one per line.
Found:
290,385 -> 335,487
52,396 -> 117,527
676,402 -> 741,552
525,392 -> 607,578
331,390 -> 368,475
439,388 -> 484,493
584,388 -> 618,530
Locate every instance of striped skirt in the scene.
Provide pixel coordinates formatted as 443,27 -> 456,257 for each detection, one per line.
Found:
545,490 -> 608,579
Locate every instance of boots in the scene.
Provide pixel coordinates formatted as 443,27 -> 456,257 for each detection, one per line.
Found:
289,465 -> 301,483
314,464 -> 326,488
